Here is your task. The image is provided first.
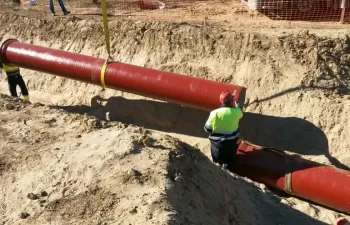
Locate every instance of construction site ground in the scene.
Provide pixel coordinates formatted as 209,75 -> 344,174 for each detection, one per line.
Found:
0,0 -> 350,224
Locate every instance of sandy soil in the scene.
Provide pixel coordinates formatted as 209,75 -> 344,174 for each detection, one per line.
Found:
1,94 -> 347,225
0,0 -> 349,224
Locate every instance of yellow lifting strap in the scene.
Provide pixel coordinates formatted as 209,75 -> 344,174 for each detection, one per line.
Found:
100,0 -> 112,89
100,58 -> 109,89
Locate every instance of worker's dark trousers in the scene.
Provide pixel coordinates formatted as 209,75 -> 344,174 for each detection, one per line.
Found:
7,74 -> 29,98
210,138 -> 238,170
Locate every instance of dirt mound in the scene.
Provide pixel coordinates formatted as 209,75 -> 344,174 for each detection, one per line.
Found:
0,94 -> 169,224
0,11 -> 349,224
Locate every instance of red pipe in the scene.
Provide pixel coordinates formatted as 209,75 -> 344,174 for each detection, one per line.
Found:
0,39 -> 246,111
232,141 -> 350,214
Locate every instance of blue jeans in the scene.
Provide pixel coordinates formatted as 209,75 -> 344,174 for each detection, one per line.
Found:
49,0 -> 68,14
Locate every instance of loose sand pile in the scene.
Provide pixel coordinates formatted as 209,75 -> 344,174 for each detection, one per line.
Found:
0,4 -> 349,225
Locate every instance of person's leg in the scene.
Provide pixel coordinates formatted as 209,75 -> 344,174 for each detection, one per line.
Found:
224,139 -> 239,171
57,0 -> 69,14
210,140 -> 221,165
215,139 -> 239,171
49,0 -> 55,14
211,139 -> 231,171
7,76 -> 18,97
17,75 -> 30,101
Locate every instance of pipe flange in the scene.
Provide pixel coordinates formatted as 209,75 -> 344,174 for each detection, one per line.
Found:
0,39 -> 19,63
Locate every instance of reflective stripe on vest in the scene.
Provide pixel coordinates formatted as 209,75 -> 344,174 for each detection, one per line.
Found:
208,131 -> 239,141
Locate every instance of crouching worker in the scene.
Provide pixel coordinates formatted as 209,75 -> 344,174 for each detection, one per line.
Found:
0,62 -> 30,101
204,91 -> 243,170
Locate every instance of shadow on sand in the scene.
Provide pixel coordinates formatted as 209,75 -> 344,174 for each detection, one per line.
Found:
49,95 -> 350,222
51,95 -> 349,170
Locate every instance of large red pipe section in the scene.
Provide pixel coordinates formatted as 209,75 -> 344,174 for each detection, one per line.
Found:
232,141 -> 350,214
1,39 -> 350,215
0,39 -> 246,111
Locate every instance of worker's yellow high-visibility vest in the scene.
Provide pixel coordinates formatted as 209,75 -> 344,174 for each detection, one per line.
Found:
3,64 -> 19,72
206,107 -> 243,133
2,64 -> 20,76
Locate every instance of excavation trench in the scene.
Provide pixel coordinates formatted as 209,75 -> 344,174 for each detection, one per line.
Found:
0,13 -> 349,224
